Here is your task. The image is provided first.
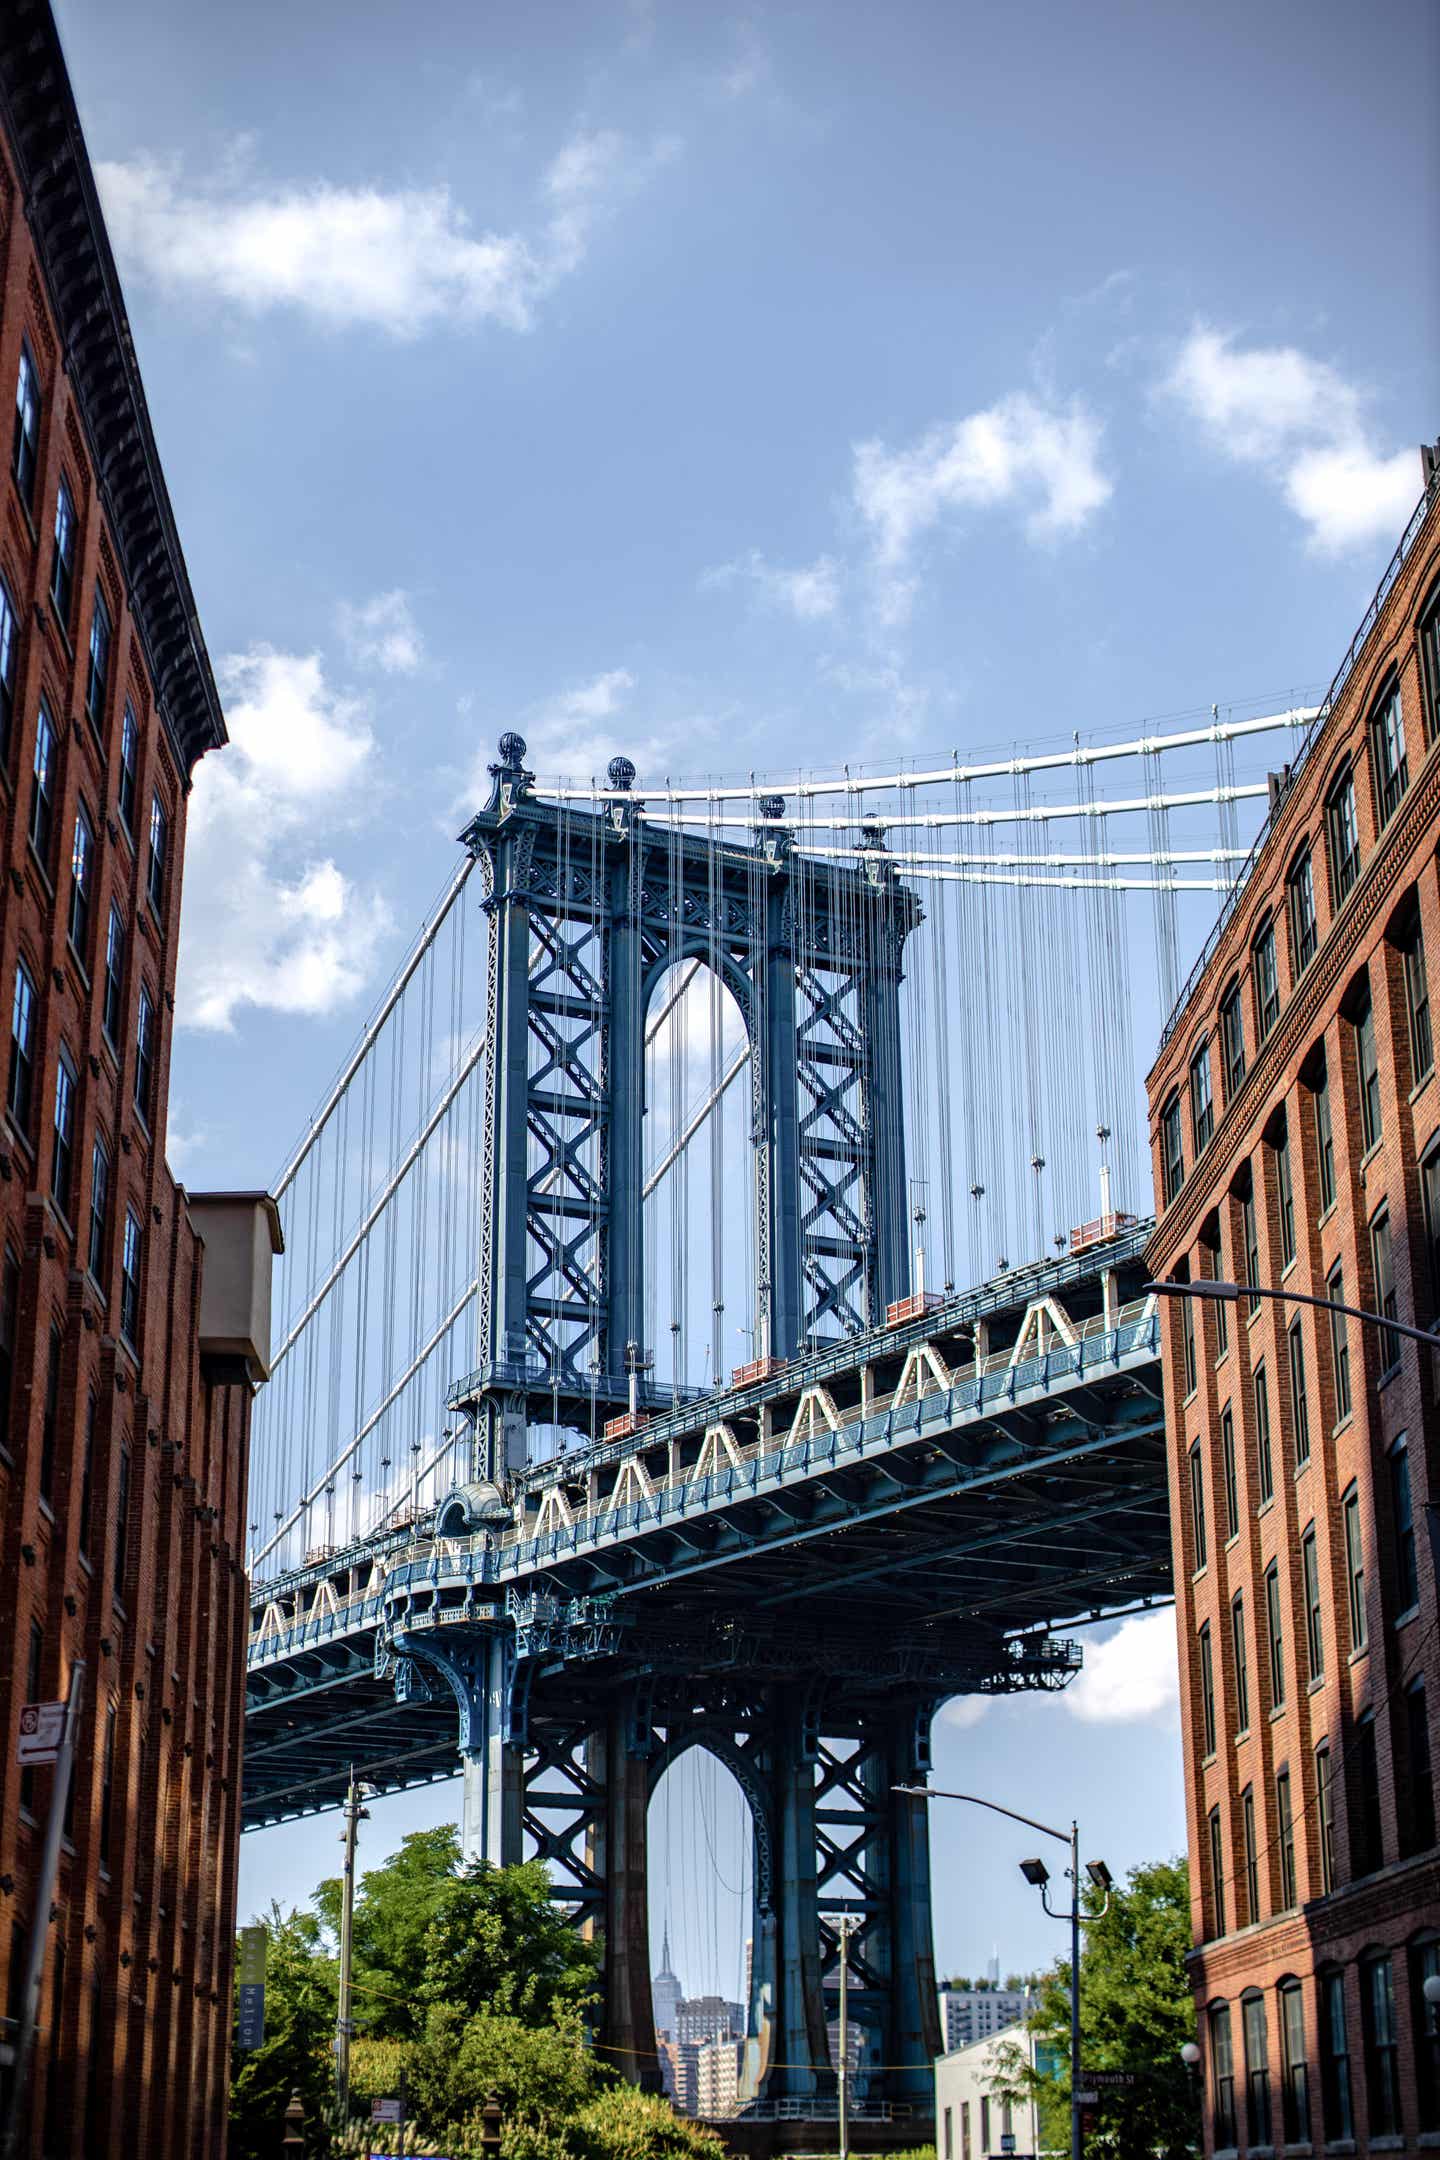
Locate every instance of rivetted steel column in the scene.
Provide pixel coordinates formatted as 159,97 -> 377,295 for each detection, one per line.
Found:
765,1686 -> 833,2100
870,1700 -> 942,2104
605,800 -> 645,1390
861,893 -> 910,1320
763,856 -> 804,1362
599,1688 -> 659,2089
401,1632 -> 522,1867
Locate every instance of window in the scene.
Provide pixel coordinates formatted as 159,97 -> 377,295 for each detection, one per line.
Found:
1371,1209 -> 1400,1372
1390,1438 -> 1418,1611
1253,918 -> 1280,1041
1329,1264 -> 1351,1422
1354,1714 -> 1383,1877
39,1321 -> 61,1503
1403,911 -> 1434,1081
77,1392 -> 95,1558
86,585 -> 110,726
1408,1682 -> 1436,1857
1181,1290 -> 1197,1397
1161,1093 -> 1184,1203
1326,763 -> 1361,903
1423,581 -> 1440,744
960,2100 -> 971,2160
1265,1561 -> 1285,1709
1276,1772 -> 1296,1910
1288,1320 -> 1310,1466
113,1442 -> 131,1597
1320,1971 -> 1352,2139
118,702 -> 138,831
1220,980 -> 1246,1098
942,2106 -> 951,2160
1343,1485 -> 1366,1651
0,575 -> 17,760
1207,1807 -> 1225,1939
120,1211 -> 142,1346
1362,1955 -> 1400,2136
1190,1041 -> 1214,1154
1241,1787 -> 1259,1924
1313,1058 -> 1336,1212
30,698 -> 56,867
1210,1239 -> 1230,1357
1354,980 -> 1382,1152
1254,1364 -> 1273,1505
134,983 -> 155,1123
147,792 -> 167,917
102,905 -> 125,1045
12,340 -> 39,505
51,1050 -> 76,1220
88,1134 -> 109,1281
1210,2003 -> 1236,2146
1232,1594 -> 1250,1734
1370,678 -> 1408,826
68,806 -> 94,962
1278,1976 -> 1308,2140
50,476 -> 75,626
1426,1144 -> 1440,1317
8,960 -> 36,1136
98,1701 -> 116,1870
1221,1406 -> 1239,1540
1242,1183 -> 1260,1313
1316,1744 -> 1336,1895
1288,847 -> 1318,973
1199,1624 -> 1217,1756
979,2097 -> 989,2150
0,1247 -> 17,1457
1272,1130 -> 1294,1269
1302,1527 -> 1323,1684
1189,1443 -> 1207,1568
1243,1992 -> 1271,2146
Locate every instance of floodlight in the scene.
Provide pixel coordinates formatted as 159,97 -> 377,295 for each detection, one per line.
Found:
1018,1857 -> 1049,1888
1086,1859 -> 1113,1891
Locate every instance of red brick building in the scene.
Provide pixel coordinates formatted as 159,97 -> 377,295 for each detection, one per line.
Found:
0,7 -> 279,2155
1148,458 -> 1440,2153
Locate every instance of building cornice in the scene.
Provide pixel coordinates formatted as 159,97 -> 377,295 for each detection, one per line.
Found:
0,1 -> 225,780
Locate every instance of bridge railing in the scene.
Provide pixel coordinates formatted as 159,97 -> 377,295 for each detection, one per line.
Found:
248,1299 -> 1160,1657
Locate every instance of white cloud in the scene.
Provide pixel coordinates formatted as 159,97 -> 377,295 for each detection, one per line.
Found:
1063,1610 -> 1179,1725
938,1695 -> 989,1732
95,126 -> 673,339
1164,326 -> 1419,554
337,589 -> 424,676
701,549 -> 840,621
853,391 -> 1111,622
178,648 -> 391,1032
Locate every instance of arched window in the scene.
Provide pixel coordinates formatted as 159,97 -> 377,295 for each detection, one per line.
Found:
1318,1968 -> 1353,2140
1368,673 -> 1408,827
1287,844 -> 1318,974
1219,976 -> 1246,1098
1360,1953 -> 1400,2135
1208,2001 -> 1236,2146
1242,1990 -> 1272,2145
1326,759 -> 1361,903
1160,1091 -> 1184,1203
1411,1932 -> 1440,2131
1277,1976 -> 1309,2140
1252,915 -> 1280,1041
1420,576 -> 1440,745
1189,1037 -> 1214,1154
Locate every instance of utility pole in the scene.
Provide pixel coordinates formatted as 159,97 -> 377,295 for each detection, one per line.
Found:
2,1661 -> 84,2160
1068,1821 -> 1082,2160
335,1770 -> 368,2124
837,1914 -> 857,2160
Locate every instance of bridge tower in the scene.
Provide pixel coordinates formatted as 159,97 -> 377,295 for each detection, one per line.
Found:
410,734 -> 933,2104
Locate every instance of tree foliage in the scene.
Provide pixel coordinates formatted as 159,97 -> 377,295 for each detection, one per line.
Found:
228,1904 -> 337,2160
994,1857 -> 1197,2160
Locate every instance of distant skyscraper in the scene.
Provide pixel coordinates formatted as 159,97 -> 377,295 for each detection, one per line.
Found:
937,1985 -> 1030,2054
653,1927 -> 684,2039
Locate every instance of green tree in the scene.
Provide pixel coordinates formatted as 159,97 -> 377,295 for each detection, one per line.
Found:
407,2005 -> 602,2128
995,1857 -> 1196,2160
315,1825 -> 460,2040
228,1905 -> 337,2160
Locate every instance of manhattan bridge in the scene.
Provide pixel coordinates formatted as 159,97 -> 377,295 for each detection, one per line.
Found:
240,699 -> 1315,2118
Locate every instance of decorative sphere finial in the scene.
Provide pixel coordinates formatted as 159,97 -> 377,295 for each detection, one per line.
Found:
607,755 -> 636,793
497,731 -> 527,769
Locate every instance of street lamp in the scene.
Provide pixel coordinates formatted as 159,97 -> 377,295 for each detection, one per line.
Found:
1145,1275 -> 1440,1353
895,1784 -> 1110,2160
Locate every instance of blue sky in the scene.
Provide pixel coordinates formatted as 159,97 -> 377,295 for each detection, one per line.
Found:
54,0 -> 1437,1984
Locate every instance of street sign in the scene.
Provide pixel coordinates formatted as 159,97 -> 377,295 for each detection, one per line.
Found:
1082,2069 -> 1137,2089
16,1702 -> 65,1766
1074,2091 -> 1099,2105
1000,2138 -> 1016,2154
372,2098 -> 403,2123
237,1925 -> 267,2050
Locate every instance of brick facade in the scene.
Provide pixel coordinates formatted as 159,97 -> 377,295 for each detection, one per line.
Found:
1147,467 -> 1440,2153
0,9 -> 264,2156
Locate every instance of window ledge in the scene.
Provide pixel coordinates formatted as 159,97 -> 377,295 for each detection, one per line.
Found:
1235,1726 -> 1251,1745
1270,1702 -> 1288,1723
1294,1454 -> 1311,1479
1308,1673 -> 1325,1696
1280,2143 -> 1314,2156
1415,2134 -> 1440,2150
1411,1067 -> 1435,1107
1393,1602 -> 1421,1631
25,840 -> 55,899
1359,1138 -> 1383,1173
1331,1414 -> 1353,1440
1258,1496 -> 1276,1519
1376,1361 -> 1402,1391
1369,2141 -> 1406,2154
1225,1532 -> 1242,1554
1191,1565 -> 1208,1585
1322,2142 -> 1357,2156
1347,1644 -> 1369,1668
1280,1254 -> 1299,1282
